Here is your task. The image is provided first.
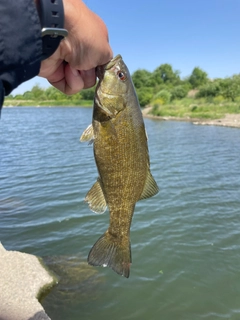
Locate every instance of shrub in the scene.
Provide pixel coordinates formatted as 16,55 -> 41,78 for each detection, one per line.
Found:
212,95 -> 224,104
153,89 -> 172,105
219,75 -> 240,102
170,85 -> 189,100
152,104 -> 160,115
191,105 -> 198,112
136,87 -> 153,106
196,82 -> 220,98
151,98 -> 165,106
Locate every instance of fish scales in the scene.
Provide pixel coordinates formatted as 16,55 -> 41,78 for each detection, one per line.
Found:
80,54 -> 159,278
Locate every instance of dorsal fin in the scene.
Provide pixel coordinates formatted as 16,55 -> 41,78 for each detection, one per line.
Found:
139,170 -> 159,200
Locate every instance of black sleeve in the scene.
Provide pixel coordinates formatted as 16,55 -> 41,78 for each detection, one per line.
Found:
0,0 -> 42,111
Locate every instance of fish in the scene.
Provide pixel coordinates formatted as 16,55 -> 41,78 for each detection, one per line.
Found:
80,54 -> 159,278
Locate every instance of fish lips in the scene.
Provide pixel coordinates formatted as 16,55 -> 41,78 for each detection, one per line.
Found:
96,55 -> 122,80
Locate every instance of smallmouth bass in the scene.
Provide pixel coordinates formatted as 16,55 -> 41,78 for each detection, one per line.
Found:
80,54 -> 159,278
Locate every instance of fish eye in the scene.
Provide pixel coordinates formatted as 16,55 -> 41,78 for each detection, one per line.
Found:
117,70 -> 126,81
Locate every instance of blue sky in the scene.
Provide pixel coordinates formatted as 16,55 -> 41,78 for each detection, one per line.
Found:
13,0 -> 240,94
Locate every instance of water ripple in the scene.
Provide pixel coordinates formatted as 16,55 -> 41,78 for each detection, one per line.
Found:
1,108 -> 240,320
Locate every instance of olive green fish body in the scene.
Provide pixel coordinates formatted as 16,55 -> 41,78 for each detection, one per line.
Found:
80,55 -> 158,278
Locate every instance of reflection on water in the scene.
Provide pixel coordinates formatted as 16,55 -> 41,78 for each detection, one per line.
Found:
0,197 -> 26,213
0,107 -> 240,320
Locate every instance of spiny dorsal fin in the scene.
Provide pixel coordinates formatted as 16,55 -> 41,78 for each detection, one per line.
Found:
80,124 -> 94,143
139,170 -> 159,200
85,179 -> 107,214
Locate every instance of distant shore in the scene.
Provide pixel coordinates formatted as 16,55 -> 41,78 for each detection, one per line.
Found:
142,106 -> 240,129
3,104 -> 240,129
3,100 -> 93,107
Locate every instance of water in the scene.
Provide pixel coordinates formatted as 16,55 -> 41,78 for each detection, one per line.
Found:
1,107 -> 240,320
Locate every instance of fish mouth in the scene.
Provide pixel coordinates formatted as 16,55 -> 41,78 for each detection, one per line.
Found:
96,54 -> 122,80
105,54 -> 122,70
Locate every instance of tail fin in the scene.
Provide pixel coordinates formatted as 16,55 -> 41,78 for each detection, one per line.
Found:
87,231 -> 131,278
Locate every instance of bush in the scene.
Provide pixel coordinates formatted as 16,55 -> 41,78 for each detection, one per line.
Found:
219,75 -> 240,102
213,95 -> 225,104
170,85 -> 189,100
136,87 -> 153,106
152,104 -> 160,115
151,98 -> 165,106
196,82 -> 220,98
191,105 -> 198,112
153,89 -> 172,105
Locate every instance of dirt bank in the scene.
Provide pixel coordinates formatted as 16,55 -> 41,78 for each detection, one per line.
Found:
142,107 -> 240,129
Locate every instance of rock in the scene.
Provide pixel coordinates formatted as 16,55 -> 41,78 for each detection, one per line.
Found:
0,243 -> 56,320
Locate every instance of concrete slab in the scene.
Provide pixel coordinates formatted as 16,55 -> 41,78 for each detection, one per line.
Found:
0,243 -> 56,320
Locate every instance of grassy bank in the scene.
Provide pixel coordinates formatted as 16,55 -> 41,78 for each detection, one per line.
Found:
149,98 -> 240,119
3,99 -> 93,107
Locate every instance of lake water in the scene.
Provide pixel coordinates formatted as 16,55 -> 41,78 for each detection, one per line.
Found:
1,107 -> 240,320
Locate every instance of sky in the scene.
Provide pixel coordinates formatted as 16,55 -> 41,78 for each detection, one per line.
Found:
12,0 -> 240,94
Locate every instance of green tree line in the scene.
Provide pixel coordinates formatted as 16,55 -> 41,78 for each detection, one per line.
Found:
5,63 -> 240,107
131,64 -> 240,106
6,85 -> 95,105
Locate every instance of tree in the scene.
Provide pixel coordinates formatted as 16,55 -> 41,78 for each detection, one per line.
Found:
31,84 -> 46,99
136,87 -> 153,106
152,64 -> 180,86
196,81 -> 221,98
81,87 -> 95,100
13,94 -> 25,100
220,75 -> 240,102
189,67 -> 208,88
23,91 -> 34,100
131,69 -> 153,88
45,86 -> 67,100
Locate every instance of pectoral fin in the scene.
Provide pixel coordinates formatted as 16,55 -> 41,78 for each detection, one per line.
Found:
80,124 -> 94,144
139,170 -> 159,200
85,179 -> 107,214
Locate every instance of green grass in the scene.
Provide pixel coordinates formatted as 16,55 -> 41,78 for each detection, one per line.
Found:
150,98 -> 240,120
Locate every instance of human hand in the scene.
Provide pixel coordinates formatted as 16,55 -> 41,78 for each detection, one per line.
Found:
38,0 -> 113,94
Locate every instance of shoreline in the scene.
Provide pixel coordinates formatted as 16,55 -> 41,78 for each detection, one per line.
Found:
142,107 -> 240,129
3,104 -> 92,108
4,104 -> 240,129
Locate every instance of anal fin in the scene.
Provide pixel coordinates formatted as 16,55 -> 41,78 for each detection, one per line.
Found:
139,170 -> 159,200
85,179 -> 107,214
